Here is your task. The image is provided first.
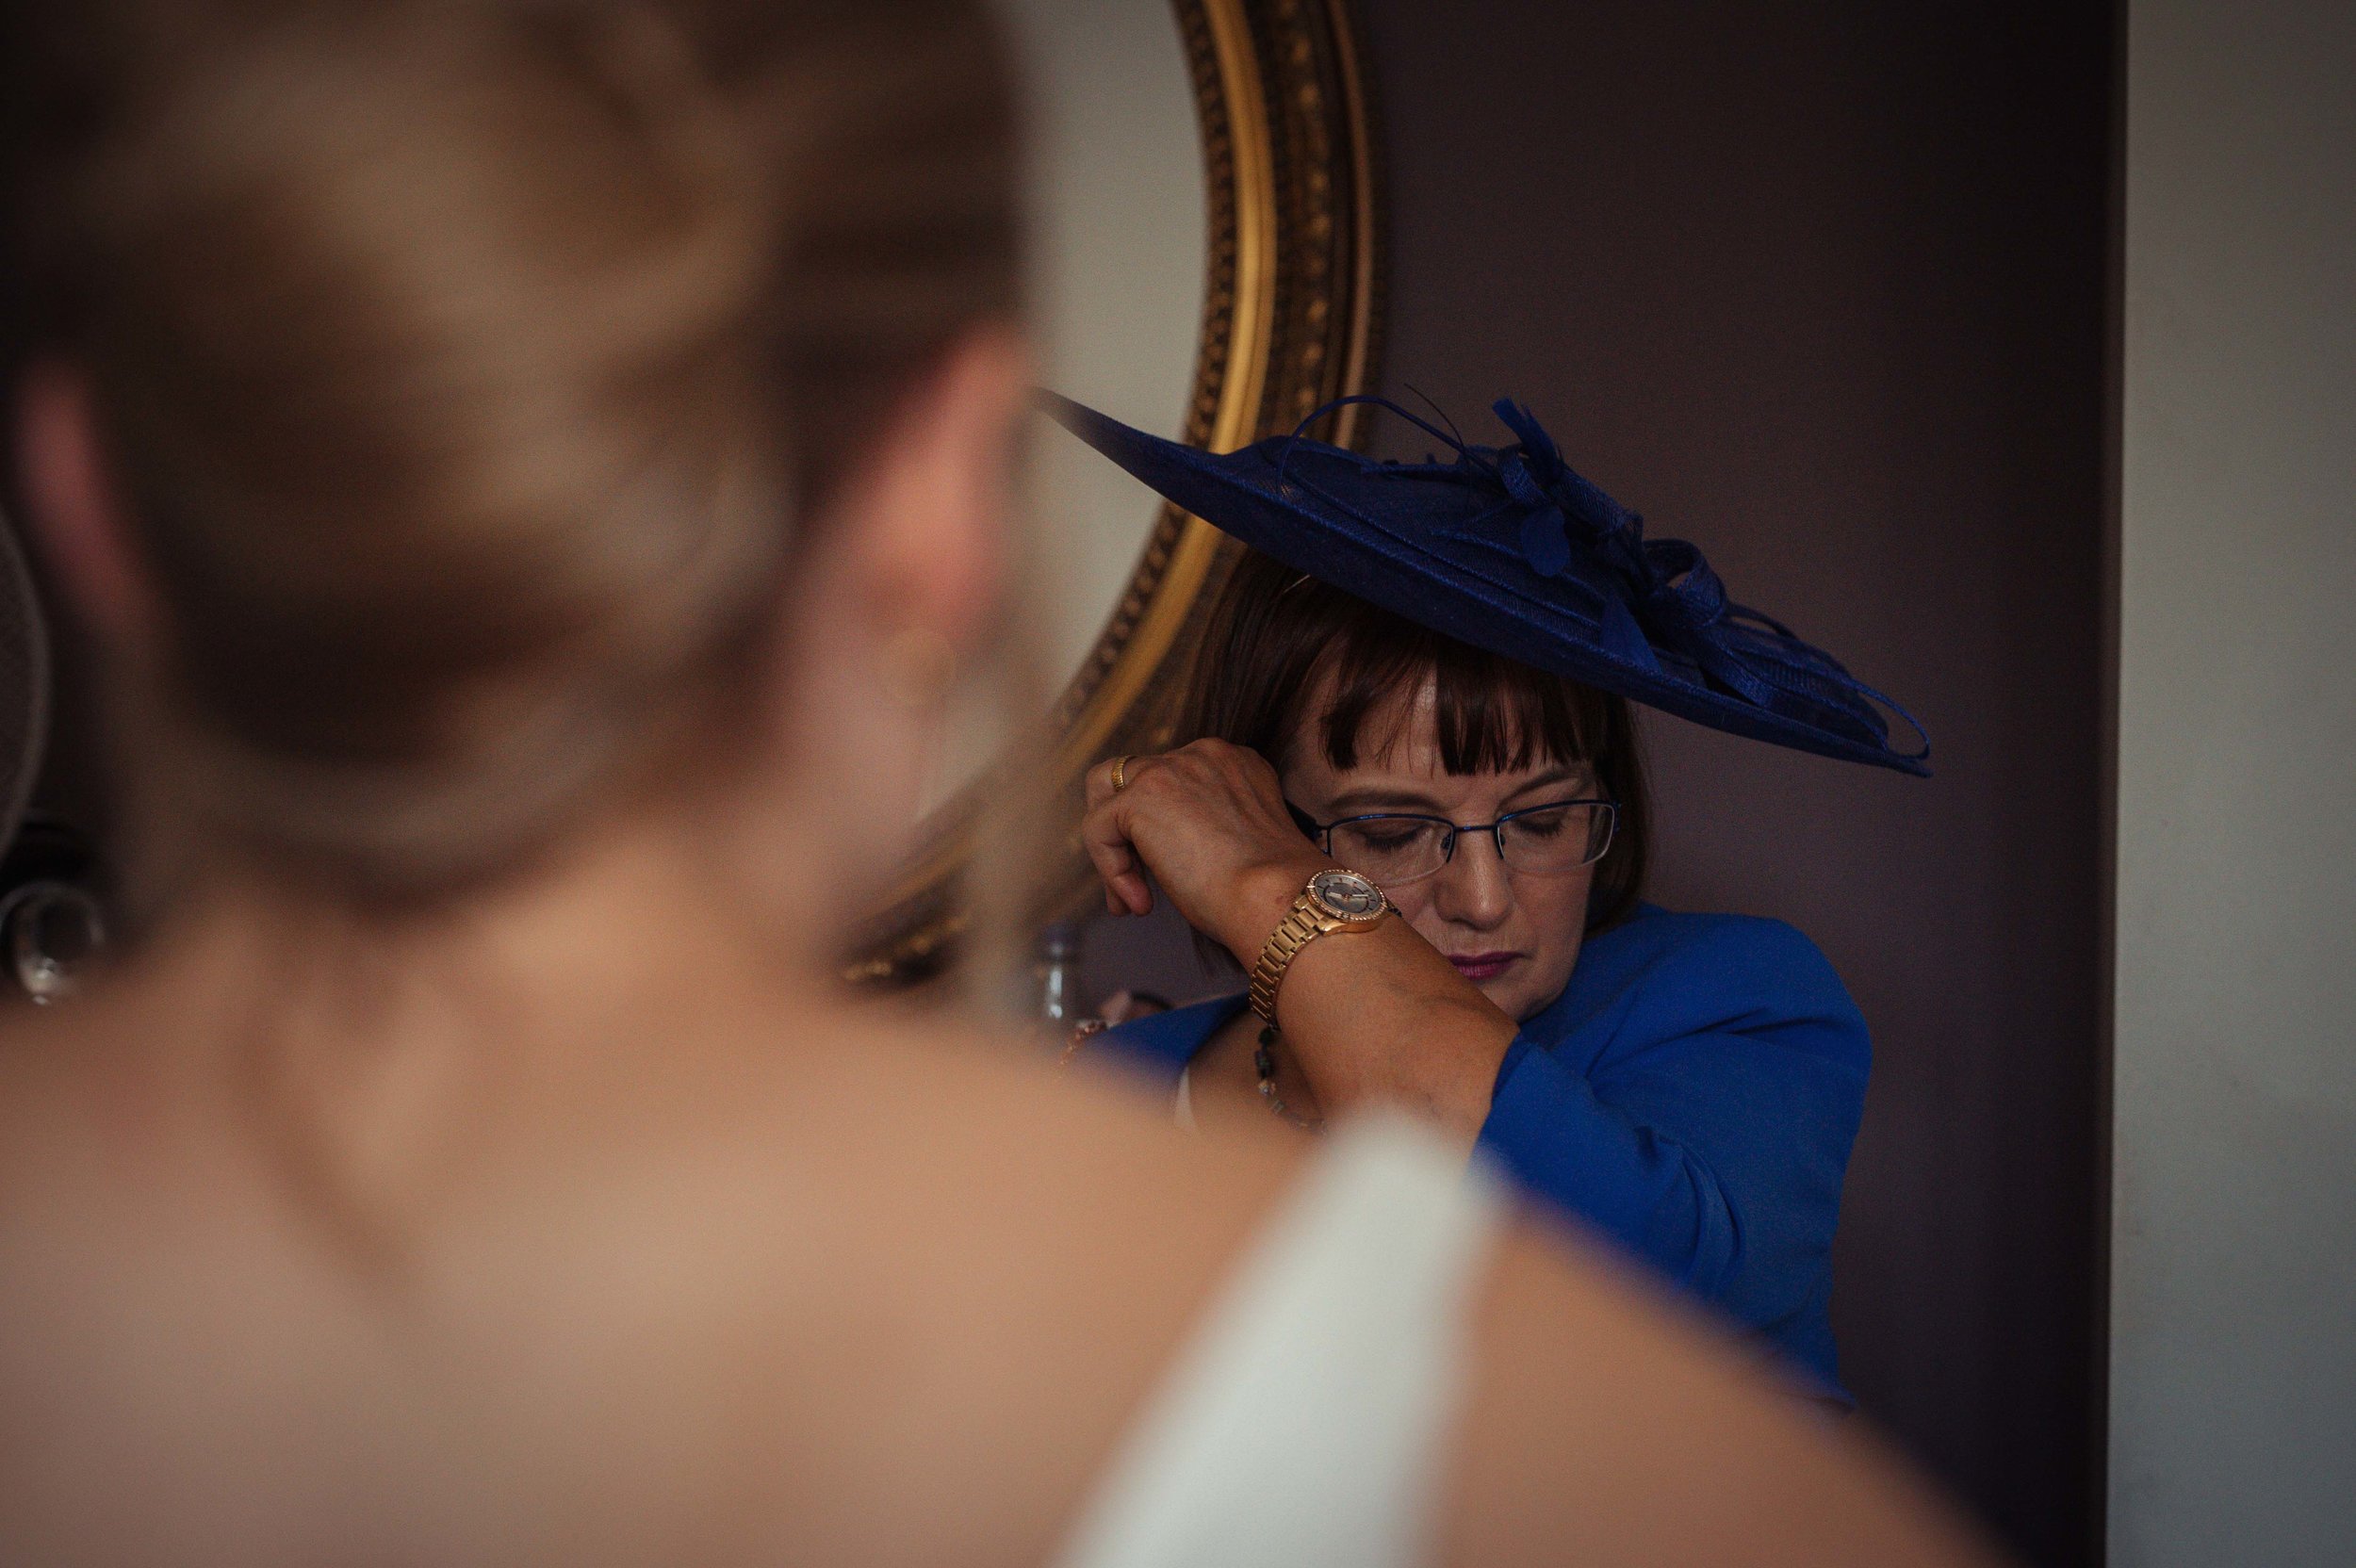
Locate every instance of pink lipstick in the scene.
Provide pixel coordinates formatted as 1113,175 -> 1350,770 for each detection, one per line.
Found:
1448,952 -> 1519,982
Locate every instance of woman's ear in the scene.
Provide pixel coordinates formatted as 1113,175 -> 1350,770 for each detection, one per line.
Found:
720,327 -> 1032,929
13,363 -> 157,646
838,324 -> 1030,658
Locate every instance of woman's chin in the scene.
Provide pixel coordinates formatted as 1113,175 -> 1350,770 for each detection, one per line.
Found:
1458,964 -> 1530,1014
1460,960 -> 1571,1025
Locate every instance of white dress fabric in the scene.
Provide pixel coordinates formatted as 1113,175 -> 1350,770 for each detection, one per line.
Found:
1054,1115 -> 1505,1568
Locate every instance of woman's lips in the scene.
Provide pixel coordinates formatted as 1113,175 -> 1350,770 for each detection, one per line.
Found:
1448,952 -> 1519,982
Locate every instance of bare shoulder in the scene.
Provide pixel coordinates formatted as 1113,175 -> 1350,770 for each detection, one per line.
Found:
0,990 -> 1306,1567
1438,1217 -> 2008,1567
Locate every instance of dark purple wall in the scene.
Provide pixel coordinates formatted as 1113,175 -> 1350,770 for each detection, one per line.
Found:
1350,0 -> 2112,1560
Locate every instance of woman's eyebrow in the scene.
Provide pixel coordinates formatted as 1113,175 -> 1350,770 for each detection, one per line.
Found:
1499,765 -> 1591,807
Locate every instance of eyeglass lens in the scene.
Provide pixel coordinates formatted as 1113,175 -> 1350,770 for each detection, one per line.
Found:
1325,802 -> 1612,886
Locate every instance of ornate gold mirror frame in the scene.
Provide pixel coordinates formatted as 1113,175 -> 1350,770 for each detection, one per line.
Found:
849,0 -> 1383,985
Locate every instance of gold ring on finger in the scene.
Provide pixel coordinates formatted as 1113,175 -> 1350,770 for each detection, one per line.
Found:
1109,755 -> 1134,793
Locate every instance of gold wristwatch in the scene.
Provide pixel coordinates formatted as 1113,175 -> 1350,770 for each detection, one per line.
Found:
1248,868 -> 1391,1028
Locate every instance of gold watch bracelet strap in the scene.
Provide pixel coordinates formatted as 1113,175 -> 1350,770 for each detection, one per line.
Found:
1247,896 -> 1331,1028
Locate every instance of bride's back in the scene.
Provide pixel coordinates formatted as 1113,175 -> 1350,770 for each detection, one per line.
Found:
0,4 -> 2000,1563
0,930 -> 1293,1565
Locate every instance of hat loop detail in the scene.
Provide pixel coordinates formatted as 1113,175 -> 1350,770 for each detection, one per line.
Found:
1046,387 -> 1930,774
1274,394 -> 1929,763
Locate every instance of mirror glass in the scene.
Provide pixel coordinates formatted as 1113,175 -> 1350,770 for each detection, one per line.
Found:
857,0 -> 1381,980
924,0 -> 1207,809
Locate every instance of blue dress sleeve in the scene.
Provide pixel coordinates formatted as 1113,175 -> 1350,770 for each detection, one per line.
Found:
1475,914 -> 1868,1388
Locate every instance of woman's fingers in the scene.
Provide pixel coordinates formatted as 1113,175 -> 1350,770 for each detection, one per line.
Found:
1078,787 -> 1153,916
1084,756 -> 1119,809
1083,754 -> 1155,915
1080,740 -> 1312,928
1085,751 -> 1156,809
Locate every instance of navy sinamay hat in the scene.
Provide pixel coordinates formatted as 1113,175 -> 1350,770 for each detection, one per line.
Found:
1042,391 -> 1929,776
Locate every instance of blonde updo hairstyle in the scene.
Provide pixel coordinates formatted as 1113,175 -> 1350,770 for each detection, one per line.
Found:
1,0 -> 1022,902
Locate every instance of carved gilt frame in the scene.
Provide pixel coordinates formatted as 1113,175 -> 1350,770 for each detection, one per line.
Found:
847,0 -> 1383,985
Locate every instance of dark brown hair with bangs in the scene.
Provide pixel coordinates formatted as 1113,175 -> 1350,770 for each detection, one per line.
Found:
1180,550 -> 1649,932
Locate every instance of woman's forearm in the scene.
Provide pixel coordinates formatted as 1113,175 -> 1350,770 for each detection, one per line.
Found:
1075,743 -> 1517,1145
1227,862 -> 1518,1147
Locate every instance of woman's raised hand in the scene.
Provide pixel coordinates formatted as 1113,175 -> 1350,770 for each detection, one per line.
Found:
1080,741 -> 1331,964
1086,740 -> 1519,1142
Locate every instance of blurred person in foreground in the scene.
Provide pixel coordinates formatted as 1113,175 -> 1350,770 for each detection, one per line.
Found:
0,3 -> 1999,1564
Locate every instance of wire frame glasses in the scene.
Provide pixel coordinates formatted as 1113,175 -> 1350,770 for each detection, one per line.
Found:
1289,798 -> 1618,889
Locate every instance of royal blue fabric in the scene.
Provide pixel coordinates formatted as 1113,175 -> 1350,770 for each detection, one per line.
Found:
1093,905 -> 1871,1401
1040,393 -> 1930,776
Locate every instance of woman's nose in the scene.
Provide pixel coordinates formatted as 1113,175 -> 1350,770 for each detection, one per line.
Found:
1431,831 -> 1514,928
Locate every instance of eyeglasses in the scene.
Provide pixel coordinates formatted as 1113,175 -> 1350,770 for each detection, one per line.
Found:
1287,797 -> 1618,889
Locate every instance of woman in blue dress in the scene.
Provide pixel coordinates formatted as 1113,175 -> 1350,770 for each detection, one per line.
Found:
1052,394 -> 1930,1405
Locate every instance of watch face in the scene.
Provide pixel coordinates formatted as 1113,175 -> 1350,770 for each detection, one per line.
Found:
1309,868 -> 1387,921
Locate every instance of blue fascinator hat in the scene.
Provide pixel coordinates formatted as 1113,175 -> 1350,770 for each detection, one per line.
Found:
1041,392 -> 1929,776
